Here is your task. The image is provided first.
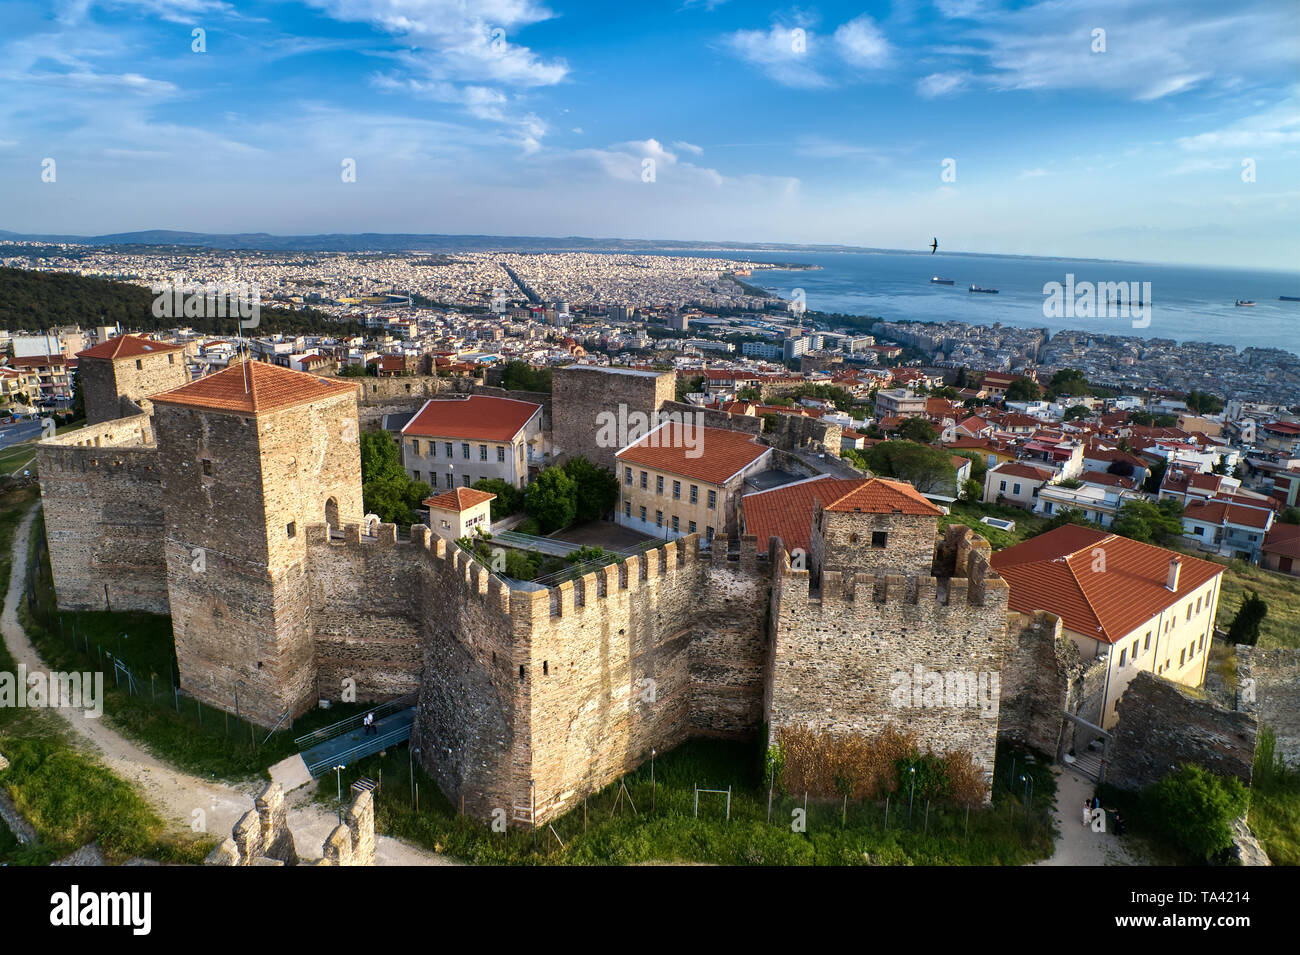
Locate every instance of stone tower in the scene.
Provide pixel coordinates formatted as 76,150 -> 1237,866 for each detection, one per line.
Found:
807,478 -> 943,584
151,360 -> 363,725
75,334 -> 190,424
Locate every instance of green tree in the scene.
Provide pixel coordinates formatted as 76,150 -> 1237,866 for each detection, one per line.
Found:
895,417 -> 938,444
952,450 -> 987,482
1004,377 -> 1043,402
1146,764 -> 1249,861
472,478 -> 523,520
865,441 -> 955,495
525,467 -> 578,532
1049,368 -> 1090,397
1143,459 -> 1168,494
1034,507 -> 1100,535
676,374 -> 704,401
500,360 -> 552,393
1279,506 -> 1300,525
70,366 -> 85,422
359,429 -> 429,525
1227,590 -> 1268,646
561,455 -> 619,523
961,477 -> 982,501
1063,404 -> 1092,421
1185,389 -> 1224,414
1111,498 -> 1183,544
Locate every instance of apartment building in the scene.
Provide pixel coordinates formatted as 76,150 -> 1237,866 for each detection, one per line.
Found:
401,395 -> 543,490
993,525 -> 1224,729
615,422 -> 771,541
983,461 -> 1055,508
873,388 -> 927,419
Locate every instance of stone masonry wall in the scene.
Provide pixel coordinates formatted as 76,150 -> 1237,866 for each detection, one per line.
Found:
343,374 -> 551,431
1237,646 -> 1300,767
768,532 -> 1012,788
997,610 -> 1073,758
1109,671 -> 1257,791
552,366 -> 674,471
307,523 -> 520,821
522,533 -> 771,824
34,415 -> 169,613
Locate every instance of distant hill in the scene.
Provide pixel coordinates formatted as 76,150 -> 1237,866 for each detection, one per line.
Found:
0,267 -> 365,337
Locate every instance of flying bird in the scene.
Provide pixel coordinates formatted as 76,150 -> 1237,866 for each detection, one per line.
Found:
930,237 -> 938,254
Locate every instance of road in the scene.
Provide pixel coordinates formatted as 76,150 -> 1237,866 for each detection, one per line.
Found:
0,420 -> 44,450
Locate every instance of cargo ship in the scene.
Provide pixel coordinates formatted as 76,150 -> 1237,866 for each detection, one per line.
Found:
969,285 -> 998,294
930,276 -> 955,285
1279,296 -> 1299,302
1235,300 -> 1256,307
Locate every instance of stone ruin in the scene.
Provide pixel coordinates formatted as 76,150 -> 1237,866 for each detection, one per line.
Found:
204,781 -> 375,867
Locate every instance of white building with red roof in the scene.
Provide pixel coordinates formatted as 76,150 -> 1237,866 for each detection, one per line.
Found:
401,395 -> 543,491
422,486 -> 496,542
993,525 -> 1224,728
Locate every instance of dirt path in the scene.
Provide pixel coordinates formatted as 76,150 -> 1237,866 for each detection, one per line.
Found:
1035,765 -> 1151,866
2,505 -> 452,866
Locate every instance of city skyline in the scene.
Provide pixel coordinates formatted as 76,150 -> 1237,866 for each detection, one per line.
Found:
2,0 -> 1298,270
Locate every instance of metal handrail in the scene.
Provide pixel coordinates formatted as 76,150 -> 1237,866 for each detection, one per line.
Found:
305,724 -> 413,777
294,692 -> 417,749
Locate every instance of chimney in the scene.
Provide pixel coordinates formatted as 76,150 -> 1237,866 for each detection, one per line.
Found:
1166,557 -> 1181,593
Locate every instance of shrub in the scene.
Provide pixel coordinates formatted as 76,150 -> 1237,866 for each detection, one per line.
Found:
1146,764 -> 1248,861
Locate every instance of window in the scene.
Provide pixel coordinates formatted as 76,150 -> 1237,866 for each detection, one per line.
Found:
445,442 -> 453,457
462,475 -> 470,486
136,359 -> 143,370
461,443 -> 470,459
413,471 -> 421,482
1186,604 -> 1192,621
1144,632 -> 1151,650
673,480 -> 680,500
1193,526 -> 1204,536
202,458 -> 213,476
690,485 -> 698,504
707,490 -> 716,510
169,354 -> 175,364
640,471 -> 647,490
672,516 -> 679,532
440,519 -> 450,529
689,521 -> 696,533
1118,649 -> 1126,667
625,502 -> 631,517
497,446 -> 505,463
625,467 -> 633,485
1132,640 -> 1138,659
1179,649 -> 1186,667
286,521 -> 296,538
706,526 -> 714,540
999,481 -> 1007,492
871,531 -> 888,548
656,475 -> 664,495
1013,483 -> 1022,495
480,445 -> 488,461
656,510 -> 663,527
639,506 -> 646,521
430,473 -> 438,488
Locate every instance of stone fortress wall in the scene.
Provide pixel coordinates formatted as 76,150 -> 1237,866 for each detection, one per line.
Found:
40,357 -> 1266,830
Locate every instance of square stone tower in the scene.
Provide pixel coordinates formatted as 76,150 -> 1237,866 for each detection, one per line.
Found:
808,478 -> 943,583
151,360 -> 363,725
76,335 -> 190,424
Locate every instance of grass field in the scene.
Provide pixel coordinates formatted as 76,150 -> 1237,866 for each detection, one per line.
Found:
315,739 -> 1058,865
940,501 -> 1050,551
1206,556 -> 1300,649
0,494 -> 209,864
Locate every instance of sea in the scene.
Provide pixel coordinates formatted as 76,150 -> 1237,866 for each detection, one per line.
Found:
658,249 -> 1300,357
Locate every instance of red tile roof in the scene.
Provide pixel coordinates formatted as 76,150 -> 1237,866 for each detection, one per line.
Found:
616,422 -> 770,485
151,360 -> 355,415
77,334 -> 184,361
401,395 -> 541,442
1263,523 -> 1300,560
825,478 -> 945,516
1183,499 -> 1273,530
992,525 -> 1224,643
743,476 -> 865,554
991,461 -> 1054,481
424,487 -> 496,512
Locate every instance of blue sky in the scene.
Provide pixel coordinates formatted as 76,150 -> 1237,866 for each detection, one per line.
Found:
1,0 -> 1298,268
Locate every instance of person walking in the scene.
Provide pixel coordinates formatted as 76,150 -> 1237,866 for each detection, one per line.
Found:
1082,800 -> 1092,828
363,712 -> 375,736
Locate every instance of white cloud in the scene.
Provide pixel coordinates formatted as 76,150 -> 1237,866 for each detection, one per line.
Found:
721,25 -> 827,89
917,72 -> 970,98
833,16 -> 891,69
672,140 -> 703,154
